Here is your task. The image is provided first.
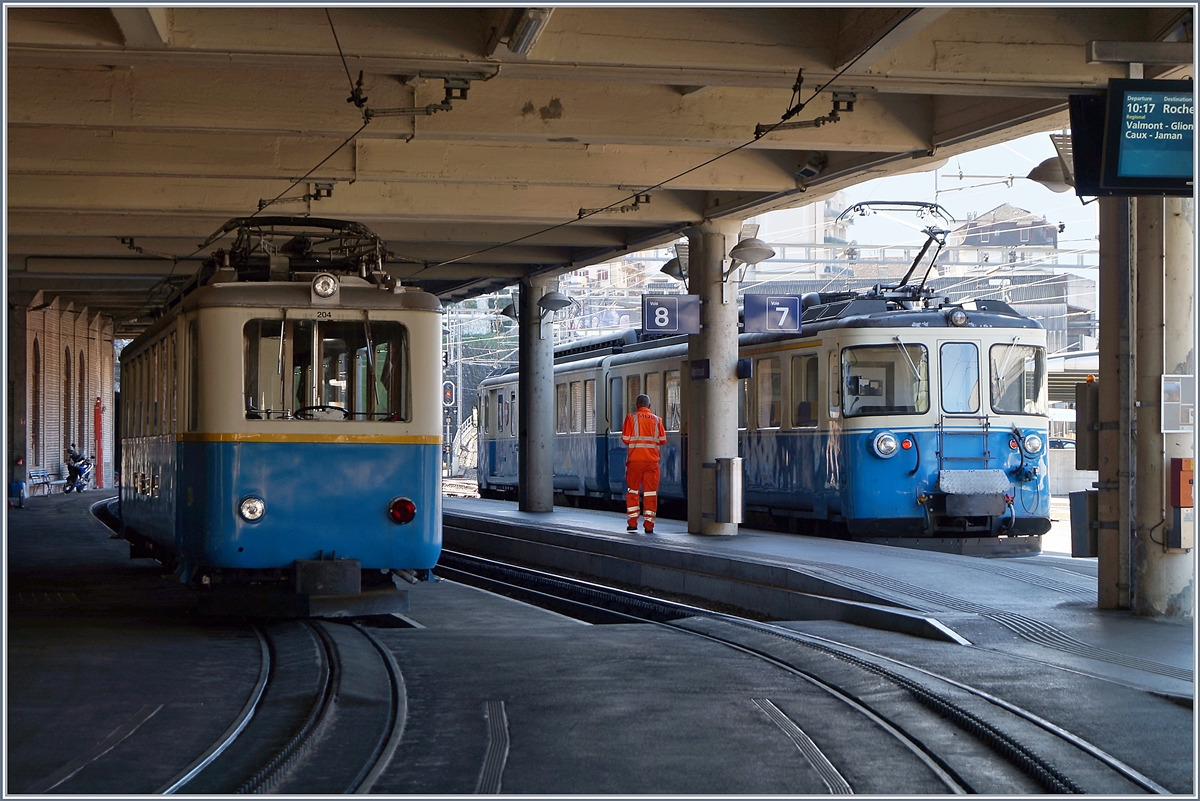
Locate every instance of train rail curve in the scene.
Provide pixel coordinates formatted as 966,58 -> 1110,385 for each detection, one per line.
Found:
159,620 -> 405,794
435,549 -> 1169,795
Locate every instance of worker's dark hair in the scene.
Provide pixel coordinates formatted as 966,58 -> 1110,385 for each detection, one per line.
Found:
635,394 -> 651,409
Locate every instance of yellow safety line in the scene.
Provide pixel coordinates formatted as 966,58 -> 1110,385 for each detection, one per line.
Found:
176,433 -> 442,444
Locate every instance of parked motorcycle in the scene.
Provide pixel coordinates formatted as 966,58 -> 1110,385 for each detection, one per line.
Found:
65,446 -> 93,493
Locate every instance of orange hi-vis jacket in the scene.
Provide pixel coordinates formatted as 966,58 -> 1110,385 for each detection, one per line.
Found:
622,408 -> 667,463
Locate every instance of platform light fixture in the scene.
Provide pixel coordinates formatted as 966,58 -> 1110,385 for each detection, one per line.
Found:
537,290 -> 573,318
499,302 -> 518,321
508,8 -> 552,56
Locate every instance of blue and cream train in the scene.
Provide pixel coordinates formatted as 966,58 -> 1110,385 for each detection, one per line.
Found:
479,293 -> 1052,555
118,218 -> 443,601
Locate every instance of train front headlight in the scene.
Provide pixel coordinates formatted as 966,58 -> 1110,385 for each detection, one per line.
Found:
1022,433 -> 1044,455
239,496 -> 265,522
947,308 -> 969,327
872,431 -> 899,458
312,273 -> 339,299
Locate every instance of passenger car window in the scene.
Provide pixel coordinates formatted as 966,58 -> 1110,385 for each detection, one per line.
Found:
555,383 -> 569,433
756,357 -> 782,428
610,376 -> 623,432
664,370 -> 681,431
569,380 -> 583,433
791,354 -> 819,427
584,380 -> 596,433
940,342 -> 980,414
645,372 -> 661,413
842,343 -> 929,417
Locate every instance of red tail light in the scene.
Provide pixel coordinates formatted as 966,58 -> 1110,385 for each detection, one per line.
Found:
388,497 -> 417,524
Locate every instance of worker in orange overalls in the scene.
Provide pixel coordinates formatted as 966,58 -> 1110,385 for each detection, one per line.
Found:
621,394 -> 667,533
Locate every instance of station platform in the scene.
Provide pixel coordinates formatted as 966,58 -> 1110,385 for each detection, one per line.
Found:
444,496 -> 1195,700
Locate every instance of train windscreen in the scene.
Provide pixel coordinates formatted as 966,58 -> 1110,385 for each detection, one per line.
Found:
841,343 -> 930,417
243,318 -> 410,421
989,344 -> 1047,415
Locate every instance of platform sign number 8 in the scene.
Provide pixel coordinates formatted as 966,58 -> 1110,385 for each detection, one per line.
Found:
642,295 -> 701,334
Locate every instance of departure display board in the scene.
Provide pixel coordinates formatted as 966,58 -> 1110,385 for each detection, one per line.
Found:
1100,79 -> 1194,195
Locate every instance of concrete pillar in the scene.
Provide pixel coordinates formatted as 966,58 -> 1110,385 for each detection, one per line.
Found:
517,275 -> 556,512
1097,197 -> 1135,609
685,219 -> 742,536
1133,197 -> 1195,618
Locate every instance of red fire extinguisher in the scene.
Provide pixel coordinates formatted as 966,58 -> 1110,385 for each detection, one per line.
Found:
93,397 -> 104,489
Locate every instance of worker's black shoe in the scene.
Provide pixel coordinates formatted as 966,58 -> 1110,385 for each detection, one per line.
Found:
627,523 -> 637,532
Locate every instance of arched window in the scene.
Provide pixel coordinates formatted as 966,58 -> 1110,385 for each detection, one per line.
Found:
78,351 -> 87,453
63,347 -> 72,458
31,339 -> 41,466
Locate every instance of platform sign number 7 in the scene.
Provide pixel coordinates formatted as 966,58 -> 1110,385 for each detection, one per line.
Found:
743,294 -> 802,334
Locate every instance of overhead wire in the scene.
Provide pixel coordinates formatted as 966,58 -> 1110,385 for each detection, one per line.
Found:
415,11 -> 915,275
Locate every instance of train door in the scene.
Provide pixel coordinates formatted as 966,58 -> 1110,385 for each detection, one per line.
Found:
607,373 -> 625,498
937,339 -> 988,471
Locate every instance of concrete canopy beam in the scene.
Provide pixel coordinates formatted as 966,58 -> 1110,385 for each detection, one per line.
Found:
110,8 -> 170,48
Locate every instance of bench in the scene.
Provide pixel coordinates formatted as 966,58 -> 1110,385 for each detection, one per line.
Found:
27,468 -> 66,496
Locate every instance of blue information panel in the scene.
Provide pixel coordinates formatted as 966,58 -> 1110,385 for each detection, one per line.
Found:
642,294 -> 700,334
1116,89 -> 1193,178
743,294 -> 802,334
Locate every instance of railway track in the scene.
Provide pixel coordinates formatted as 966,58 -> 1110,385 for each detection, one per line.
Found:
435,549 -> 1169,796
158,619 -> 405,794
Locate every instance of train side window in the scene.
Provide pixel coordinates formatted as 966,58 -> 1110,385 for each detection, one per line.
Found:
509,391 -> 517,437
569,380 -> 583,433
627,374 -> 641,414
791,354 -> 819,427
610,377 -> 623,431
664,370 -> 681,431
940,342 -> 980,414
499,392 -> 508,432
842,343 -> 929,417
738,378 -> 747,429
555,382 -> 569,433
584,379 -> 596,433
644,372 -> 661,413
169,332 -> 177,434
188,321 -> 200,432
756,357 -> 782,429
829,350 -> 840,417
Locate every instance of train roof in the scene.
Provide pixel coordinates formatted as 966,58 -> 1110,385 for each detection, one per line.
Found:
123,279 -> 440,356
478,297 -> 1042,384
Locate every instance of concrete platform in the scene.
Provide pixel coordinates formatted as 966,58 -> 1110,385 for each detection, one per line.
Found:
6,491 -> 1194,794
444,497 -> 1194,699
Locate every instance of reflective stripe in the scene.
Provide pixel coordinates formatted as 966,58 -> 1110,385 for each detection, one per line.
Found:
627,507 -> 640,513
644,491 -> 657,497
644,512 -> 656,519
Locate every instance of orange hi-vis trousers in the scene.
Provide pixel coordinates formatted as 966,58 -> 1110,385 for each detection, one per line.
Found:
626,461 -> 661,529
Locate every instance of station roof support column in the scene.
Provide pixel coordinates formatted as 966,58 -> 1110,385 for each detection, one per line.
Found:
517,275 -> 556,513
1133,196 -> 1195,617
685,219 -> 743,536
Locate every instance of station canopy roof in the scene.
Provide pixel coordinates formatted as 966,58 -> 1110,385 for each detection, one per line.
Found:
6,6 -> 1191,334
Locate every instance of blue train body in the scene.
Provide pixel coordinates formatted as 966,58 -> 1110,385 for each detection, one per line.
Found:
479,297 -> 1052,555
